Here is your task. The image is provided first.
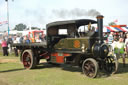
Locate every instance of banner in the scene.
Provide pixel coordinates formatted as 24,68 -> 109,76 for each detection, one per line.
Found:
0,21 -> 8,26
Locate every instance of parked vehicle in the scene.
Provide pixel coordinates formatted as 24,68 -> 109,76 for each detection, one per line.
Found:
12,15 -> 118,78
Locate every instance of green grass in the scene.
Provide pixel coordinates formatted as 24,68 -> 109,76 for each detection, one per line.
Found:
1,55 -> 128,85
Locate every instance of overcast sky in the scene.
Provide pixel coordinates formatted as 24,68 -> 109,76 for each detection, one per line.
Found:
0,0 -> 128,31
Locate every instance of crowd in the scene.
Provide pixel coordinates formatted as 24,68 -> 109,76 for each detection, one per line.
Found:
1,34 -> 45,56
104,31 -> 128,67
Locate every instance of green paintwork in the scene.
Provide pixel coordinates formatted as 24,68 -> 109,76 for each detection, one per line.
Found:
54,38 -> 89,49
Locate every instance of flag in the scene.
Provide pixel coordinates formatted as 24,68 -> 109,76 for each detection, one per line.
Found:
3,21 -> 8,24
0,21 -> 8,26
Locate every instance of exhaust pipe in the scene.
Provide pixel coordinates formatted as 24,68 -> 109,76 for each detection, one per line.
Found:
96,15 -> 104,43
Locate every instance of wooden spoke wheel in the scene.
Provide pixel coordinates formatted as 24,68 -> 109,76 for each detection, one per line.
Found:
22,50 -> 37,69
82,58 -> 99,78
104,56 -> 118,74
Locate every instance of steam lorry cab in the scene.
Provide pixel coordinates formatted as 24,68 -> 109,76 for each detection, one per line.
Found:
12,15 -> 118,78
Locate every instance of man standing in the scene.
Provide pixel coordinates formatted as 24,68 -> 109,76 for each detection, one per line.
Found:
114,37 -> 125,67
7,36 -> 13,54
107,32 -> 114,45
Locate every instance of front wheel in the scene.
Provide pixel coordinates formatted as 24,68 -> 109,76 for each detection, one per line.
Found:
82,58 -> 99,78
104,56 -> 118,74
22,50 -> 37,69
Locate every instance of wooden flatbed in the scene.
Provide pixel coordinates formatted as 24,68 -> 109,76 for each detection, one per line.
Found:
12,42 -> 47,50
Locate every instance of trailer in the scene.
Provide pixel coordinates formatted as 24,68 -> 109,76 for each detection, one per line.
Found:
12,15 -> 118,78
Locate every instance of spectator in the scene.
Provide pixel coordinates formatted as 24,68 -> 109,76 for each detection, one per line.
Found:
1,39 -> 8,56
25,37 -> 30,44
125,33 -> 128,45
19,36 -> 23,43
13,37 -> 17,43
111,36 -> 118,50
40,35 -> 46,42
23,36 -> 27,43
13,37 -> 19,56
7,36 -> 13,54
16,35 -> 20,43
125,33 -> 128,58
103,32 -> 108,43
7,36 -> 13,44
36,35 -> 42,42
119,32 -> 125,38
114,37 -> 125,67
107,32 -> 114,45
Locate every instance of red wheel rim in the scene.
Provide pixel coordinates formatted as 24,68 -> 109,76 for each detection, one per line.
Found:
22,52 -> 31,68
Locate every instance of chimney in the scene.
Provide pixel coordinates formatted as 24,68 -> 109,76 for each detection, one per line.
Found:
96,15 -> 104,43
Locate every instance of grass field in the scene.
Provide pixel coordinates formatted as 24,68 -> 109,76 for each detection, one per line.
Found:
1,55 -> 128,85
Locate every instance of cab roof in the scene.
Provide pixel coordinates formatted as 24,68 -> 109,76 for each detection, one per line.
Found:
46,19 -> 97,28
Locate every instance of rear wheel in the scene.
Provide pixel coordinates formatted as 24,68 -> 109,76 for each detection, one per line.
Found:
22,50 -> 37,69
82,58 -> 99,78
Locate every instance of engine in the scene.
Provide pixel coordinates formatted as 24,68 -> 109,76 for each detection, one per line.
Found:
92,42 -> 109,58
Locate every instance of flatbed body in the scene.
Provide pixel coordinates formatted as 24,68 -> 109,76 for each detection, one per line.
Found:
12,42 -> 47,49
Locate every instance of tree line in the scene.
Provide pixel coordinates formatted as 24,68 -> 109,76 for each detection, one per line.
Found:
13,23 -> 42,31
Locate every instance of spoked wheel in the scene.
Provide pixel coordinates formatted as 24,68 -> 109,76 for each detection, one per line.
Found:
22,50 -> 37,69
104,56 -> 118,74
82,58 -> 99,78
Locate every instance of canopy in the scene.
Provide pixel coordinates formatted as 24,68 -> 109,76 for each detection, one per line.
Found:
96,26 -> 128,32
46,19 -> 97,29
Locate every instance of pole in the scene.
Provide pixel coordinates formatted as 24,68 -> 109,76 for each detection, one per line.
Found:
6,0 -> 10,35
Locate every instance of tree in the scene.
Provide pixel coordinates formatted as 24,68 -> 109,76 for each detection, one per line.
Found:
26,27 -> 41,30
31,27 -> 40,30
108,22 -> 116,26
14,23 -> 27,31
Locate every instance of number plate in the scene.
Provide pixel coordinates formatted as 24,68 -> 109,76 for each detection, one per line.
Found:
58,53 -> 63,56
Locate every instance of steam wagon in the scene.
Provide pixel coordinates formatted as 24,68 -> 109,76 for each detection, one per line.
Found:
12,15 -> 118,78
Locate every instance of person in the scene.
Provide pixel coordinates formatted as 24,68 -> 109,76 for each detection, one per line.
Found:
7,36 -> 13,54
13,37 -> 19,56
1,39 -> 8,56
36,35 -> 42,42
111,36 -> 118,51
25,37 -> 30,44
23,35 -> 28,43
19,36 -> 23,43
16,35 -> 20,43
119,32 -> 125,38
114,37 -> 125,67
103,32 -> 108,43
125,33 -> 128,57
107,32 -> 114,45
107,32 -> 114,54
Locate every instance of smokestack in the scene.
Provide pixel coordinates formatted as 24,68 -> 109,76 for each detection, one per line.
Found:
96,15 -> 104,43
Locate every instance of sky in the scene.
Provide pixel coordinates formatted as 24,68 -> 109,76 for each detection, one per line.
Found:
0,0 -> 128,31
